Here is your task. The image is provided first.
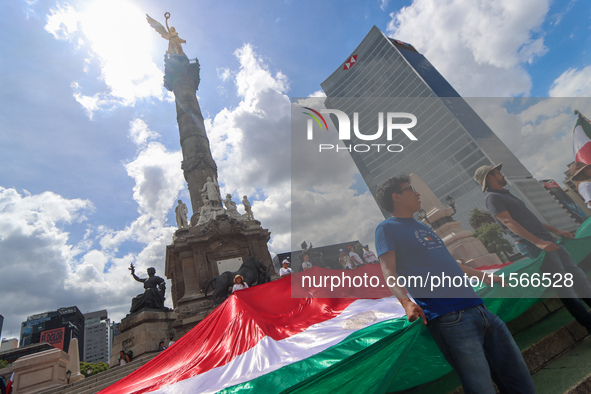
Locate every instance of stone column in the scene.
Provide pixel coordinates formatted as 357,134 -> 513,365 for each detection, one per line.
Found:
164,54 -> 219,225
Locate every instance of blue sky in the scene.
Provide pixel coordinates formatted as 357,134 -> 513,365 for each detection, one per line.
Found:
1,0 -> 591,340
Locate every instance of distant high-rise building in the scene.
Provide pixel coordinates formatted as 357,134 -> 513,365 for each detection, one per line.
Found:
20,306 -> 85,360
320,26 -> 576,231
83,310 -> 111,364
0,338 -> 18,352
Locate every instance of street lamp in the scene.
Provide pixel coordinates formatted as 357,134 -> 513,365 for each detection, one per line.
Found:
446,195 -> 456,215
417,209 -> 432,227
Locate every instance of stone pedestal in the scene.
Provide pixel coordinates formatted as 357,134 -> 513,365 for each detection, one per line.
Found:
10,347 -> 70,393
110,310 -> 176,367
436,221 -> 503,267
166,214 -> 272,335
410,174 -> 502,268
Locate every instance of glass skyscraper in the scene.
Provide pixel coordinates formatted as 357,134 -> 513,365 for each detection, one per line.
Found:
320,26 -> 576,231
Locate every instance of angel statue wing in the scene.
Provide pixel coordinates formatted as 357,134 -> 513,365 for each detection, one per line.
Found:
146,14 -> 171,39
146,13 -> 186,55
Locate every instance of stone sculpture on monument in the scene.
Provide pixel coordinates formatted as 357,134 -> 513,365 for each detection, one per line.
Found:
146,13 -> 186,56
110,262 -> 175,366
128,264 -> 168,314
175,199 -> 189,229
223,194 -> 242,219
242,195 -> 254,221
145,12 -> 273,337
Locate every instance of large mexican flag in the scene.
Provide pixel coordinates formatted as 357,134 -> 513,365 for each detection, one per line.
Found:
100,219 -> 591,394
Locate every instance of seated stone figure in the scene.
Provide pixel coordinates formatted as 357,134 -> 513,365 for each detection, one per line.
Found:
129,264 -> 167,314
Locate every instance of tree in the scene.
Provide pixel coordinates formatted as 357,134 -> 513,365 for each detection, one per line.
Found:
0,359 -> 9,369
468,208 -> 495,230
80,361 -> 109,377
473,223 -> 514,262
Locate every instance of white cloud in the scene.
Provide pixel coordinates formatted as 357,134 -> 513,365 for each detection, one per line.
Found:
387,0 -> 550,96
308,90 -> 326,98
45,4 -> 80,40
549,66 -> 591,97
129,118 -> 160,148
0,187 -> 94,336
467,97 -> 591,186
204,44 -> 383,254
45,0 -> 166,118
217,67 -> 232,82
0,118 -> 184,337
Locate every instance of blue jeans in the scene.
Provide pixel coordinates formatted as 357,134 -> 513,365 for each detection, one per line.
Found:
428,305 -> 534,394
515,240 -> 591,330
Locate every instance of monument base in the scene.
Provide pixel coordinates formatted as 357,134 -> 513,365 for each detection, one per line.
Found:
165,214 -> 272,335
110,310 -> 176,367
434,221 -> 503,268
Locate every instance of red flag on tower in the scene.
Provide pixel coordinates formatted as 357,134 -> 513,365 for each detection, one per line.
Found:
573,110 -> 591,164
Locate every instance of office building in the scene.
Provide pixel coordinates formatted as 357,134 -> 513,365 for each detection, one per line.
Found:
20,306 -> 85,360
0,338 -> 18,352
320,26 -> 576,231
83,310 -> 111,364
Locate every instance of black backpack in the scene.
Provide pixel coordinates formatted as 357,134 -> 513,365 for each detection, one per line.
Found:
126,350 -> 133,362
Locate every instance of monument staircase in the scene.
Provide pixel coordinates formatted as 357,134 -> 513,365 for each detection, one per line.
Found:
37,352 -> 158,394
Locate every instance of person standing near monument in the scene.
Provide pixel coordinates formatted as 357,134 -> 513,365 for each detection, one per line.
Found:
375,175 -> 533,394
339,249 -> 353,270
475,163 -> 591,332
118,350 -> 131,366
348,246 -> 365,268
280,260 -> 293,277
175,200 -> 189,228
301,254 -> 313,270
232,275 -> 249,292
362,244 -> 379,264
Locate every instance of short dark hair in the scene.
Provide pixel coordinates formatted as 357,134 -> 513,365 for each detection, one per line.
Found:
376,175 -> 411,213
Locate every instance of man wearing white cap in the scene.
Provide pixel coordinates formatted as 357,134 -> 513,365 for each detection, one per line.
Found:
475,163 -> 591,332
280,259 -> 293,278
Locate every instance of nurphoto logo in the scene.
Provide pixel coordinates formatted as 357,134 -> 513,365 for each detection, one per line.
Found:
302,107 -> 417,153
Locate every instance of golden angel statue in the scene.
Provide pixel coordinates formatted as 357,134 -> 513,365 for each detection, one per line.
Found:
146,12 -> 186,55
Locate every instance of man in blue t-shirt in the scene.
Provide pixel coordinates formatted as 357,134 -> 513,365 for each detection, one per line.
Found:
475,163 -> 591,331
375,175 -> 534,394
